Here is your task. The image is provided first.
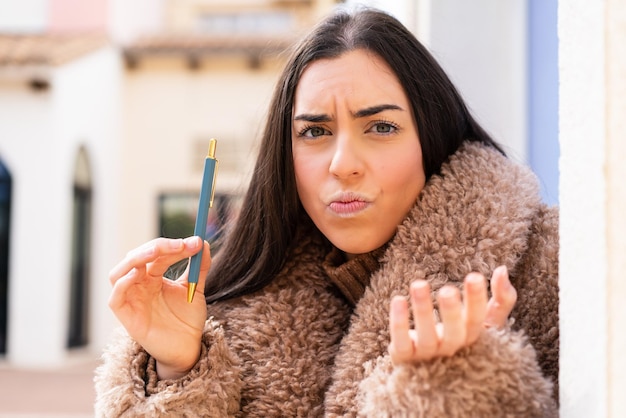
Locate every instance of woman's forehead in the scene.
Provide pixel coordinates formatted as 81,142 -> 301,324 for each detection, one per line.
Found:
293,50 -> 408,114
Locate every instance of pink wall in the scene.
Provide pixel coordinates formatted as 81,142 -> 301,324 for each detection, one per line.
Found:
49,0 -> 109,32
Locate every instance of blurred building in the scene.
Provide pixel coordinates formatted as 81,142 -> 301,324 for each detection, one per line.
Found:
0,0 -> 341,368
2,1 -> 623,414
0,12 -> 120,365
0,0 -> 560,369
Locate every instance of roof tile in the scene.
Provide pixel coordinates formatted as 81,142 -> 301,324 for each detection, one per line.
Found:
0,34 -> 108,66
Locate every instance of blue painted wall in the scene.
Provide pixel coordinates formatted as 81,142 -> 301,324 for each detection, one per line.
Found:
528,0 -> 559,205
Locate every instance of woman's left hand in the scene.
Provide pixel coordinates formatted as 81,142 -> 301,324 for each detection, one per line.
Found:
389,265 -> 517,364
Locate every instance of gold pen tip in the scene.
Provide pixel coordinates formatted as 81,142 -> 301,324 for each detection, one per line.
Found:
208,138 -> 217,158
187,282 -> 197,303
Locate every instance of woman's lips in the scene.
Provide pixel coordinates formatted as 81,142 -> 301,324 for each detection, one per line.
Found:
326,192 -> 372,216
329,200 -> 370,215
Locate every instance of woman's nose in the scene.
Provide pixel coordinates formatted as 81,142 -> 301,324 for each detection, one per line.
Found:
328,134 -> 364,179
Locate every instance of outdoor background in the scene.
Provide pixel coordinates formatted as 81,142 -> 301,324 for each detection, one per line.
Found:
0,0 -> 623,417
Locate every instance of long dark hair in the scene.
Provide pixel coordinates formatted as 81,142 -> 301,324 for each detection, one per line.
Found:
204,7 -> 504,303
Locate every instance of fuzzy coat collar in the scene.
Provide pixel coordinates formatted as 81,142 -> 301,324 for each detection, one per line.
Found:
382,140 -> 541,290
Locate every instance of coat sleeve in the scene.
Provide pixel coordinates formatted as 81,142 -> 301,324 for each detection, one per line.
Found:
94,318 -> 242,417
356,325 -> 557,417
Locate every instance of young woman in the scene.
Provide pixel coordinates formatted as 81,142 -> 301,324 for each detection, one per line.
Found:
96,8 -> 559,417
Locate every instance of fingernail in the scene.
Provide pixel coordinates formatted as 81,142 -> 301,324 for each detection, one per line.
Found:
494,265 -> 512,288
184,236 -> 201,249
391,296 -> 407,314
439,286 -> 457,299
169,239 -> 183,249
410,280 -> 429,296
465,274 -> 484,294
466,273 -> 484,285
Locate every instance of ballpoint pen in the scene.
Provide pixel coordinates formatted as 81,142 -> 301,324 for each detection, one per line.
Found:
187,138 -> 218,303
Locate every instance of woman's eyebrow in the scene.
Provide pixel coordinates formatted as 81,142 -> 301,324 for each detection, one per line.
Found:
293,113 -> 333,122
293,104 -> 403,122
353,104 -> 403,118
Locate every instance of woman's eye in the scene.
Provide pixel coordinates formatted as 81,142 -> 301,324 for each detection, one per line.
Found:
300,126 -> 329,138
369,122 -> 398,134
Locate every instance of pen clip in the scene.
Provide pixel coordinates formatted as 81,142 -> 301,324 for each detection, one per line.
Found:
207,138 -> 218,208
209,159 -> 218,208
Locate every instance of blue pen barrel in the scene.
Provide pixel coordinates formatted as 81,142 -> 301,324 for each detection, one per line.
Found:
188,156 -> 218,288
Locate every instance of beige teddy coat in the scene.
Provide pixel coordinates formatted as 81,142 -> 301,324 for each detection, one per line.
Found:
95,142 -> 559,417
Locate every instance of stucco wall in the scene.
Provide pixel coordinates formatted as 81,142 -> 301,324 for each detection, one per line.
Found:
0,0 -> 48,32
118,58 -> 282,255
49,0 -> 109,32
0,46 -> 122,366
52,47 -> 124,355
0,79 -> 58,364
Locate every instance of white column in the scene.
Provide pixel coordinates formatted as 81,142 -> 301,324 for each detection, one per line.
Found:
559,0 -> 626,416
605,0 -> 626,416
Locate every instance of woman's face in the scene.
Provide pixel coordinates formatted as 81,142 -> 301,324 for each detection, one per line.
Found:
292,49 -> 426,258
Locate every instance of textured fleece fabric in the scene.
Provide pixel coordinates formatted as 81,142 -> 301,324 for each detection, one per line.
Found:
95,142 -> 559,417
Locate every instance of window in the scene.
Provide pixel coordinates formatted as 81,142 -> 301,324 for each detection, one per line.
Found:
67,147 -> 91,348
0,158 -> 11,354
196,11 -> 294,35
158,191 -> 242,277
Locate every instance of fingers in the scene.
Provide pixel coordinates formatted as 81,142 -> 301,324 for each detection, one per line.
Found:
389,296 -> 414,363
108,266 -> 145,311
389,267 -> 517,365
463,273 -> 488,343
410,281 -> 437,358
437,286 -> 465,356
484,265 -> 517,328
390,273 -> 491,364
145,237 -> 201,280
109,237 -> 203,287
389,280 -> 439,364
196,240 -> 212,292
174,240 -> 212,298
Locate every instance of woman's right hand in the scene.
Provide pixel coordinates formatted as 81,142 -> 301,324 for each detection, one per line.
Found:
108,236 -> 211,380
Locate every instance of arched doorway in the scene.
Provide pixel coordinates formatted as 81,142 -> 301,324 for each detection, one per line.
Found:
0,158 -> 11,354
67,147 -> 92,348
